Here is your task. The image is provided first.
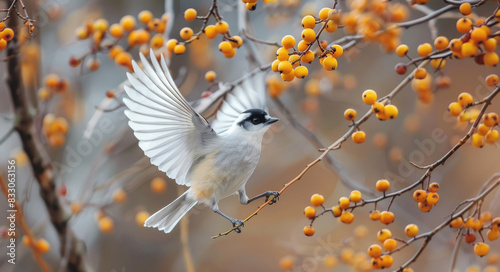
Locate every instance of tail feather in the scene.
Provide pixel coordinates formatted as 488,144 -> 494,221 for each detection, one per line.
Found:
144,190 -> 197,233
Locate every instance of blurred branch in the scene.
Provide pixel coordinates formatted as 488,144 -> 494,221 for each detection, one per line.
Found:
272,98 -> 372,196
5,4 -> 87,270
0,175 -> 51,272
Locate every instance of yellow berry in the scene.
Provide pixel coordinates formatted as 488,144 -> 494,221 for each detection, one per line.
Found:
340,211 -> 354,224
370,210 -> 381,221
150,34 -> 165,48
229,36 -> 243,48
280,72 -> 294,82
204,25 -> 217,39
450,217 -> 463,228
331,45 -> 343,58
458,92 -> 473,108
474,242 -> 490,257
368,244 -> 382,258
301,28 -> 316,43
434,36 -> 449,50
417,43 -> 432,57
338,196 -> 350,210
380,255 -> 393,269
318,8 -> 331,20
276,47 -> 289,61
383,238 -> 397,251
294,66 -> 308,79
384,105 -> 399,119
184,8 -> 197,21
483,38 -> 497,52
376,179 -> 390,192
486,130 -> 499,144
311,194 -> 324,207
332,206 -> 342,217
301,15 -> 316,29
303,226 -> 315,236
487,230 -> 499,241
448,102 -> 463,117
215,21 -> 229,34
324,20 -> 337,33
138,10 -> 153,24
395,44 -> 408,57
352,131 -> 366,144
431,58 -> 446,70
98,216 -> 114,233
120,15 -> 136,31
456,18 -> 473,33
297,40 -> 309,52
35,238 -> 50,254
471,28 -> 488,43
301,50 -> 314,63
405,224 -> 419,237
478,123 -> 490,136
377,229 -> 392,243
180,27 -> 194,40
484,52 -> 499,67
281,35 -> 296,49
174,44 -> 186,55
166,39 -> 177,52
344,108 -> 357,121
109,24 -> 124,38
93,18 -> 109,32
271,59 -> 280,72
322,56 -> 337,71
135,211 -> 150,226
461,42 -> 478,58
349,190 -> 362,203
304,206 -> 316,219
471,133 -> 485,148
278,61 -> 293,74
362,89 -> 377,105
426,192 -> 439,205
380,211 -> 395,224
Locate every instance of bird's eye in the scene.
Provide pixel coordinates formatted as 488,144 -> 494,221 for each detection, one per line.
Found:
252,117 -> 260,124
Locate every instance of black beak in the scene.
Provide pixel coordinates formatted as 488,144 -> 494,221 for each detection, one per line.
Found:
265,118 -> 279,125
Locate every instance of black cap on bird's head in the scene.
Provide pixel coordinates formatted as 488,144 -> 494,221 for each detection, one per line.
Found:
237,109 -> 279,129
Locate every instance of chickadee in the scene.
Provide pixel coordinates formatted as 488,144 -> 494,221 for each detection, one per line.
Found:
123,51 -> 279,234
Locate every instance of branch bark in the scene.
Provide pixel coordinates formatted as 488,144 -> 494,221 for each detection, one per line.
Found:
5,2 -> 87,271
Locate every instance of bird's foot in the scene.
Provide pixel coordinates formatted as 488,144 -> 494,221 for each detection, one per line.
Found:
265,191 -> 280,205
231,219 -> 244,233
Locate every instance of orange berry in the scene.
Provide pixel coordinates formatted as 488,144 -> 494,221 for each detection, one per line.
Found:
414,68 -> 427,80
301,28 -> 316,43
338,197 -> 350,210
483,38 -> 497,52
380,211 -> 395,224
281,35 -> 295,49
86,58 -> 100,71
458,92 -> 473,108
35,238 -> 50,254
485,74 -> 499,87
417,43 -> 432,57
448,102 -> 463,117
395,44 -> 408,57
98,216 -> 114,233
215,21 -> 229,34
428,183 -> 440,193
352,131 -> 366,144
304,206 -> 316,219
456,18 -> 473,33
362,89 -> 377,105
322,56 -> 337,70
279,256 -> 295,270
311,194 -> 325,207
434,36 -> 449,50
174,44 -> 186,55
112,188 -> 127,203
301,15 -> 316,29
331,45 -> 343,58
150,177 -> 167,193
294,66 -> 308,79
120,15 -> 136,31
484,52 -> 499,67
180,27 -> 194,40
465,232 -> 476,243
484,113 -> 499,127
303,226 -> 315,236
377,229 -> 392,243
344,108 -> 357,121
278,61 -> 293,74
166,39 -> 177,52
459,3 -> 471,15
487,230 -> 499,241
300,50 -> 314,63
474,242 -> 490,257
380,255 -> 393,269
471,28 -> 487,43
204,25 -> 217,39
138,10 -> 153,24
370,210 -> 381,221
383,238 -> 397,251
450,217 -> 463,228
109,23 -> 124,38
332,206 -> 342,217
115,52 -> 132,67
349,190 -> 362,203
426,192 -> 439,205
492,218 -> 500,231
486,130 -> 499,144
0,38 -> 6,51
70,202 -> 83,214
135,211 -> 150,226
405,224 -> 419,237
229,36 -> 243,48
376,179 -> 390,192
205,71 -> 217,82
150,34 -> 165,48
340,211 -> 354,224
184,8 -> 197,21
368,244 -> 382,258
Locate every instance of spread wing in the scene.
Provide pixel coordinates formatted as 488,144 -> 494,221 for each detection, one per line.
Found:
211,73 -> 267,134
123,51 -> 216,186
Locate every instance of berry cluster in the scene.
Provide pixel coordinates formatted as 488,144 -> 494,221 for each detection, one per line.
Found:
450,213 -> 500,258
70,10 -> 169,72
42,113 -> 69,148
412,182 -> 440,213
0,22 -> 15,50
271,8 -> 345,82
165,7 -> 242,58
22,236 -> 50,254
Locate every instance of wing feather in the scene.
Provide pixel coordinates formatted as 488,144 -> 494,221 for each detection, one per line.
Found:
123,50 -> 216,186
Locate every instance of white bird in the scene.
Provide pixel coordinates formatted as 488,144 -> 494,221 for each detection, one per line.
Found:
122,51 -> 279,234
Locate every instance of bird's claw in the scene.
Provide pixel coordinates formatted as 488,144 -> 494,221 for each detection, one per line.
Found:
265,191 -> 280,205
232,219 -> 244,233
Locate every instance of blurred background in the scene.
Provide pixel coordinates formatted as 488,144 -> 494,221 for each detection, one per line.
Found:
0,0 -> 499,271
